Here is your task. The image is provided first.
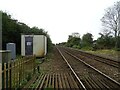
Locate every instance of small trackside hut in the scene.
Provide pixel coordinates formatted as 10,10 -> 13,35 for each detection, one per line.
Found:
21,34 -> 47,57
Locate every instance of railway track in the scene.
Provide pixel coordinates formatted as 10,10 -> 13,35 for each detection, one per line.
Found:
65,47 -> 119,68
33,73 -> 83,89
23,46 -> 120,89
57,46 -> 120,89
62,47 -> 120,82
23,47 -> 84,89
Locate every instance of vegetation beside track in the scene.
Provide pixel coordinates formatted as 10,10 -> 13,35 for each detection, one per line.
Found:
1,11 -> 53,54
84,49 -> 120,60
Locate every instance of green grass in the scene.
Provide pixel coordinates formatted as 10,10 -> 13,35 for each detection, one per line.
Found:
86,49 -> 117,55
81,46 -> 93,51
85,49 -> 120,60
16,55 -> 22,59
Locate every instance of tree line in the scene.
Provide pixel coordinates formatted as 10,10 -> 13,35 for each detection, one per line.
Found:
58,1 -> 120,51
58,31 -> 120,51
1,11 -> 53,54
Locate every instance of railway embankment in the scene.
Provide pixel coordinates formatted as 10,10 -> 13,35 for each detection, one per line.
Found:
85,49 -> 120,61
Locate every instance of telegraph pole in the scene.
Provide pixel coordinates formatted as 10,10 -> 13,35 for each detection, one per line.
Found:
0,11 -> 2,90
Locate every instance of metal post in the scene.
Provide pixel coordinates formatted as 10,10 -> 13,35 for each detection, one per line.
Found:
118,2 -> 120,59
0,11 -> 2,90
117,2 -> 120,83
118,5 -> 120,37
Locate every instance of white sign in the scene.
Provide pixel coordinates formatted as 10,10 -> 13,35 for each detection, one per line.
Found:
27,42 -> 32,46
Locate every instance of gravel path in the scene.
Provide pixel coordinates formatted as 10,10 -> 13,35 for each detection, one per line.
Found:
39,47 -> 70,74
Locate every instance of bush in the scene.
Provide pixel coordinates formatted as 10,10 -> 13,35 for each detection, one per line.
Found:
72,45 -> 81,49
114,48 -> 120,51
81,46 -> 93,50
26,73 -> 32,81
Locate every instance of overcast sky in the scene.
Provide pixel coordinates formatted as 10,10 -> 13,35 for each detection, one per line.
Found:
0,0 -> 119,44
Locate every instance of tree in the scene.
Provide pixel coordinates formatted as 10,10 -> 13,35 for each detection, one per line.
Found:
101,1 -> 120,49
81,33 -> 93,47
96,33 -> 115,49
2,11 -> 53,54
66,34 -> 81,48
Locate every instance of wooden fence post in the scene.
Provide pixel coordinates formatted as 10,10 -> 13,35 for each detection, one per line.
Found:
1,55 -> 37,89
18,60 -> 20,88
9,63 -> 12,89
22,59 -> 24,82
0,63 -> 2,89
33,56 -> 36,74
13,61 -> 15,88
7,63 -> 9,88
3,63 -> 6,88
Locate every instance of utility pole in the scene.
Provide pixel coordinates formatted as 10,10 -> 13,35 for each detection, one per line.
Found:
118,6 -> 120,37
0,11 -> 2,90
117,3 -> 120,49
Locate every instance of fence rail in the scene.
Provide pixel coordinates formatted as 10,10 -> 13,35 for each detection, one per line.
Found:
2,55 -> 36,89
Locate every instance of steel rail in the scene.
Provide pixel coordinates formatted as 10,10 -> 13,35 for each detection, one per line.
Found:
66,47 -> 119,68
69,47 -> 120,63
65,50 -> 120,86
56,47 -> 87,90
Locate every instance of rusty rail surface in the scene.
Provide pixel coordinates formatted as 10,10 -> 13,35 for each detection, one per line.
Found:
66,47 -> 119,68
57,47 -> 120,89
